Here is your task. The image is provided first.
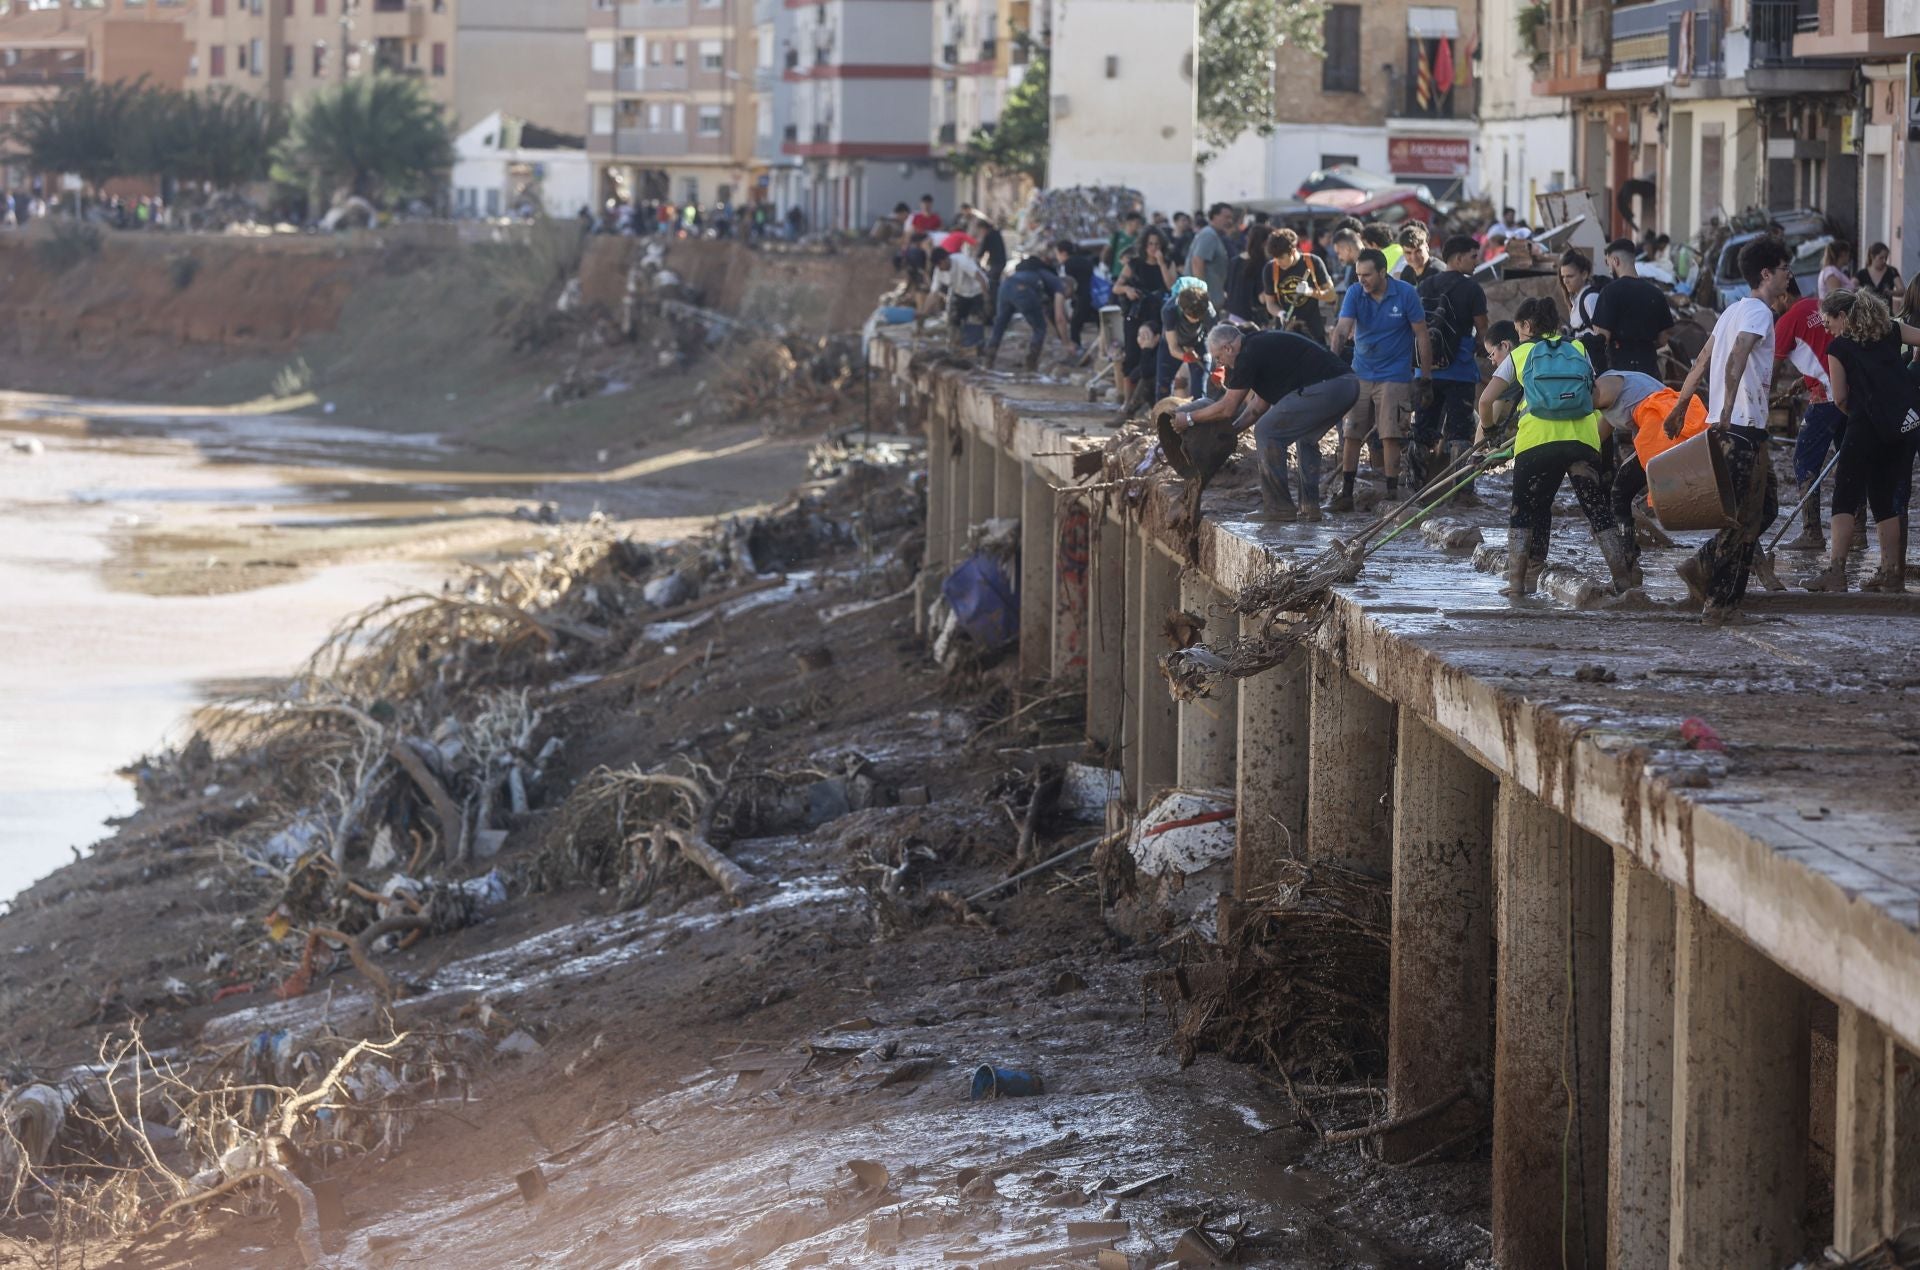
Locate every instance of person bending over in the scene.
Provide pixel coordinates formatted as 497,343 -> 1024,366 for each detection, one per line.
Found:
1170,326 -> 1360,522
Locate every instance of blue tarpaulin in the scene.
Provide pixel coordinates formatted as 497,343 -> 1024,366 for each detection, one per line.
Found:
942,554 -> 1019,651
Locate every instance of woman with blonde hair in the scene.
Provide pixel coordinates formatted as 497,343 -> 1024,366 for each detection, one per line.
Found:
1806,288 -> 1920,592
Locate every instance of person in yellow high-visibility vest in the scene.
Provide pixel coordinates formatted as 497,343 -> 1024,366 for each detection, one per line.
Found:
1475,296 -> 1640,602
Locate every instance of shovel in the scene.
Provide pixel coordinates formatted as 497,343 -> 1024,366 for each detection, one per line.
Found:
1753,448 -> 1841,592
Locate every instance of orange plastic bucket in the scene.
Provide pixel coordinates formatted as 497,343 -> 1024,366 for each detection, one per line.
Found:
1646,429 -> 1739,531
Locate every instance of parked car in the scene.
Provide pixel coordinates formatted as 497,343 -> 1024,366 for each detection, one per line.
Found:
1706,209 -> 1831,305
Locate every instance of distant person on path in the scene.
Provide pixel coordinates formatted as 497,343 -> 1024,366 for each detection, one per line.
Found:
1819,240 -> 1853,299
909,194 -> 943,236
1159,277 -> 1219,398
983,254 -> 1071,371
1395,223 -> 1440,285
1558,249 -> 1607,370
1413,235 -> 1491,503
1223,223 -> 1272,324
928,246 -> 988,348
1661,237 -> 1793,624
1592,238 -> 1674,377
1169,326 -> 1358,522
1854,241 -> 1901,300
1186,203 -> 1235,302
1328,248 -> 1430,511
1592,368 -> 1709,575
1263,227 -> 1335,344
1773,288 -> 1844,550
1805,288 -> 1920,593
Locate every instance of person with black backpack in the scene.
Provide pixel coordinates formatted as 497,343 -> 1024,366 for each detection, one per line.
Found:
1413,235 -> 1490,503
1804,287 -> 1920,592
1474,296 -> 1638,601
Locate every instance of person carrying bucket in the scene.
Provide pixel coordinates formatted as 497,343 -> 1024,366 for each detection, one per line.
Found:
1475,296 -> 1640,602
1659,237 -> 1793,625
1591,368 -> 1710,574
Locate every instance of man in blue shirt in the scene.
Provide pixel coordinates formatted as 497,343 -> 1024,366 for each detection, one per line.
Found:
1413,235 -> 1491,504
1328,248 -> 1431,510
983,254 -> 1071,371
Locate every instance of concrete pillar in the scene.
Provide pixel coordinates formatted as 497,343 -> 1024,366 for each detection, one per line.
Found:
1304,649 -> 1394,874
947,430 -> 972,563
1051,498 -> 1091,680
1490,786 -> 1611,1267
1234,630 -> 1308,900
919,415 -> 951,638
1669,899 -> 1809,1270
1017,468 -> 1054,682
1085,513 -> 1128,760
1120,532 -> 1144,800
994,448 -> 1021,521
1897,1045 -> 1920,1232
1836,1004 -> 1895,1256
1176,576 -> 1236,791
1132,544 -> 1179,802
1608,854 -> 1676,1270
965,429 -> 994,539
1383,709 -> 1494,1162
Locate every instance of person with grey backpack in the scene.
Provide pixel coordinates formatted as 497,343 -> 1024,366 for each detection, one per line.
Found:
1474,296 -> 1639,601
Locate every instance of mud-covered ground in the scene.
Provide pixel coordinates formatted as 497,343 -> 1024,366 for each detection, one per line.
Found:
0,480 -> 1494,1268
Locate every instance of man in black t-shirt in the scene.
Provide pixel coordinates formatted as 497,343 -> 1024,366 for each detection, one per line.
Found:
1170,326 -> 1360,521
1592,238 -> 1673,377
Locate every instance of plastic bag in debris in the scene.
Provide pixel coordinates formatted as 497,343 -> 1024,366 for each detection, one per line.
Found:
1058,763 -> 1125,822
941,555 -> 1019,651
381,870 -> 509,911
1129,790 -> 1237,876
260,816 -> 325,863
0,1084 -> 70,1174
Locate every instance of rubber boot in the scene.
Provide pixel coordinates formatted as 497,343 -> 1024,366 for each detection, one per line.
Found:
1594,528 -> 1643,594
1500,529 -> 1535,600
1781,483 -> 1824,551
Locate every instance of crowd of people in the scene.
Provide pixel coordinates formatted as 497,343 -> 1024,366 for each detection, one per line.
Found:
586,197 -> 804,241
901,190 -> 1918,624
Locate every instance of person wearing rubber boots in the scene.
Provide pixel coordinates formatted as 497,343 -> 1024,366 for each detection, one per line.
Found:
1167,325 -> 1360,522
1475,297 -> 1639,602
1412,235 -> 1490,505
1329,249 -> 1430,512
1660,238 -> 1792,625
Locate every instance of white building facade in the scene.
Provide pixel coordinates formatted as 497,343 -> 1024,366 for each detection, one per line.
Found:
1047,0 -> 1196,215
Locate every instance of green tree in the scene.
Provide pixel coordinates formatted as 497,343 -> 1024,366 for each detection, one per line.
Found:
162,87 -> 288,191
5,79 -> 144,194
952,41 -> 1048,184
270,73 -> 453,207
1197,0 -> 1326,160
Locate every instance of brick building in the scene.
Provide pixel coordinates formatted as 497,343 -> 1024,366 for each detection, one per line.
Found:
0,0 -> 190,196
1209,0 -> 1479,204
182,0 -> 458,112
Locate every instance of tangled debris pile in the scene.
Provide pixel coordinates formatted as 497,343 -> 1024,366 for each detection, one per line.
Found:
0,441 -> 928,1259
1148,860 -> 1391,1087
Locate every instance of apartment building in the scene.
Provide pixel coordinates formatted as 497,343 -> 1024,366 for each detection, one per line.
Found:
753,0 -> 801,214
0,0 -> 190,192
1208,0 -> 1480,204
781,0 -> 948,232
455,0 -> 586,136
1527,0 -> 1880,252
1479,0 -> 1574,219
586,0 -> 758,211
1049,0 -> 1194,213
182,0 -> 457,113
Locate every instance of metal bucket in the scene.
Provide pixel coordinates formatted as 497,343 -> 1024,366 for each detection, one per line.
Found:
1646,429 -> 1739,531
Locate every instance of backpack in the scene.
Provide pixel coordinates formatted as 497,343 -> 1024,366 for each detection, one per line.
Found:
1418,272 -> 1472,371
1520,335 -> 1595,420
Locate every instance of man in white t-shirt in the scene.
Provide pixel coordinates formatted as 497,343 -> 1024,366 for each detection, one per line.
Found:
1660,236 -> 1794,624
928,246 -> 987,347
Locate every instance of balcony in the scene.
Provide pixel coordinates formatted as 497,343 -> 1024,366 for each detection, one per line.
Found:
609,0 -> 699,30
617,64 -> 689,91
1747,0 -> 1851,92
937,121 -> 957,144
1794,0 -> 1920,59
978,36 -> 996,61
366,0 -> 426,39
783,123 -> 798,141
785,47 -> 799,69
1533,2 -> 1608,97
613,130 -> 693,157
0,65 -> 86,87
942,42 -> 958,63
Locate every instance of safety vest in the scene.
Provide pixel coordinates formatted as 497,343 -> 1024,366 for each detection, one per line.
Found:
1509,338 -> 1601,454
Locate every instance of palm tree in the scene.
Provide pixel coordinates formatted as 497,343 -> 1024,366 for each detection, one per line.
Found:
5,79 -> 143,198
271,73 -> 453,210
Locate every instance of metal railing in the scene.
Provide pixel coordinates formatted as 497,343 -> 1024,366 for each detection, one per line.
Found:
1749,0 -> 1817,66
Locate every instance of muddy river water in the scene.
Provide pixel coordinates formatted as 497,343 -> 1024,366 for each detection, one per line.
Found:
0,396 -> 478,902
